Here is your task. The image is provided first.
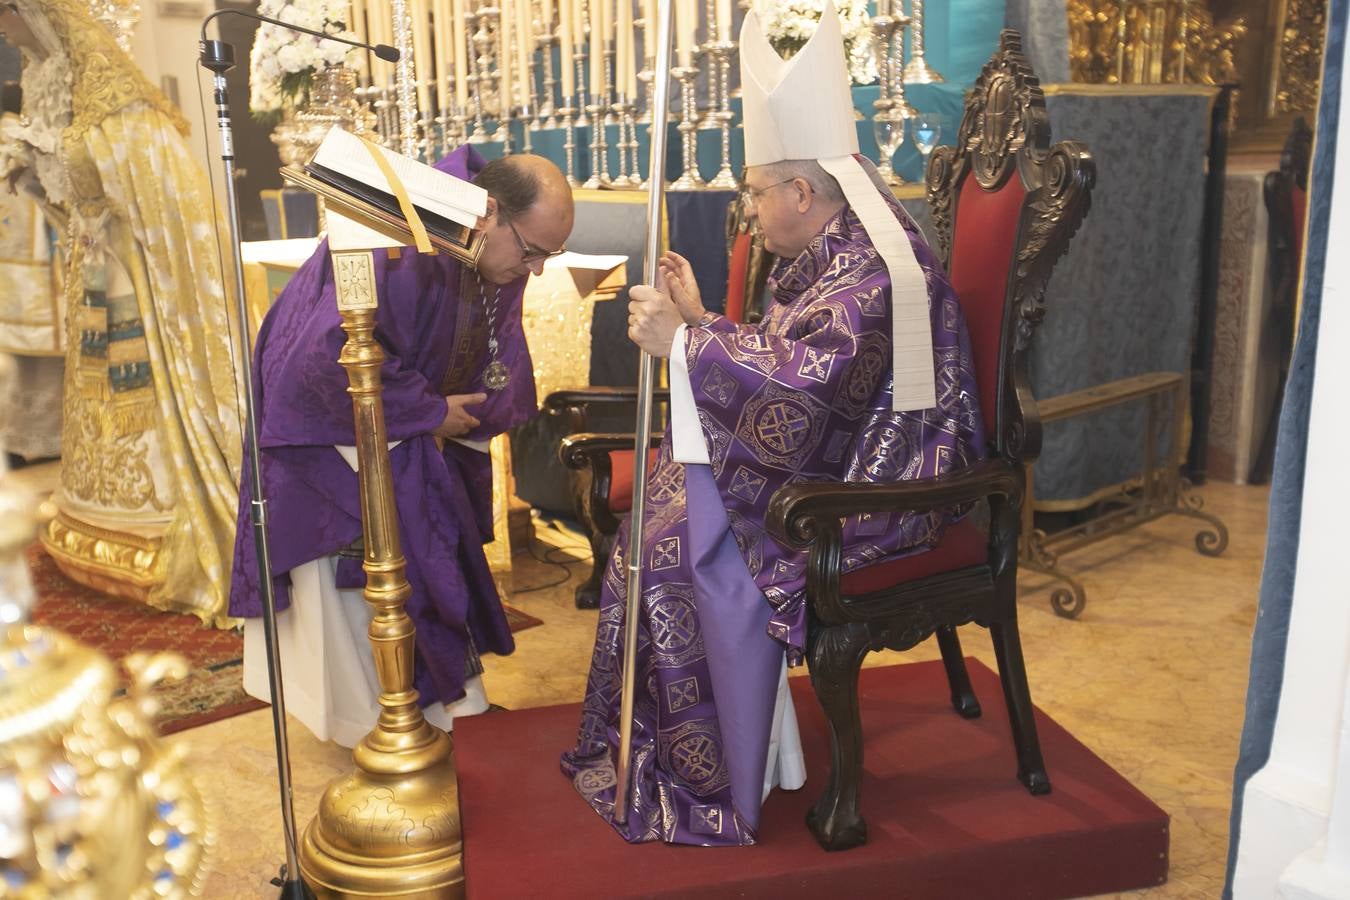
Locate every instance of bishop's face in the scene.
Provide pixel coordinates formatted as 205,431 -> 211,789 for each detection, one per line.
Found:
742,166 -> 813,260
474,195 -> 572,286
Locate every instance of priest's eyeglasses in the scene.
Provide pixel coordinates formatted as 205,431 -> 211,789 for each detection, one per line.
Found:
742,178 -> 798,209
507,219 -> 566,264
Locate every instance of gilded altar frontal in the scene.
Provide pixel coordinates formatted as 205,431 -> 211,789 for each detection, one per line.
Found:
0,0 -> 1345,896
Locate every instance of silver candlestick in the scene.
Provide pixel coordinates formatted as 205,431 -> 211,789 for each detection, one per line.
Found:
704,41 -> 737,189
602,41 -> 616,124
871,13 -> 897,109
558,105 -> 579,185
468,8 -> 498,141
611,97 -> 632,183
582,102 -> 611,188
392,0 -> 420,156
901,0 -> 943,84
611,97 -> 641,187
890,16 -> 917,119
539,34 -> 559,126
668,65 -> 704,190
573,50 -> 590,127
637,57 -> 655,123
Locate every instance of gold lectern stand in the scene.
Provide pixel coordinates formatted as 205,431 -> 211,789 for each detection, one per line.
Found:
294,207 -> 475,898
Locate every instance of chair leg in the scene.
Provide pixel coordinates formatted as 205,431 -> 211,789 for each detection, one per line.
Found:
935,626 -> 981,719
574,531 -> 613,610
989,616 -> 1051,795
806,620 -> 872,851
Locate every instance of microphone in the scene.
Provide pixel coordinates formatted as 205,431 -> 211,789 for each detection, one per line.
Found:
199,8 -> 399,73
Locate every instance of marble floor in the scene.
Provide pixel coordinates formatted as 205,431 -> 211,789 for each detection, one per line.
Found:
166,481 -> 1267,898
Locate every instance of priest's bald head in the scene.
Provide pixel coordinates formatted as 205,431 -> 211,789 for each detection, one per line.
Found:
472,154 -> 575,285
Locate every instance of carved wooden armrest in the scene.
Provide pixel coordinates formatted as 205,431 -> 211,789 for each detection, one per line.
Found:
558,432 -> 663,470
765,458 -> 1022,550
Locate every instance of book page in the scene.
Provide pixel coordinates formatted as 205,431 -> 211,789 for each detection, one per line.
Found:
312,127 -> 488,228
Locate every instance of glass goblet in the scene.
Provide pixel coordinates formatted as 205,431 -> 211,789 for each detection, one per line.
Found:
910,113 -> 943,177
872,113 -> 907,186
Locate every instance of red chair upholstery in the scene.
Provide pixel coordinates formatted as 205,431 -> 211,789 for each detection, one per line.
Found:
764,30 -> 1095,851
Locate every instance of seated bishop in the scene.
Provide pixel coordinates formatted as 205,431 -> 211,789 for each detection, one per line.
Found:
229,148 -> 574,747
560,1 -> 986,845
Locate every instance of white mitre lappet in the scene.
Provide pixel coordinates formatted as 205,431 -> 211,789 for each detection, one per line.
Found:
739,1 -> 936,412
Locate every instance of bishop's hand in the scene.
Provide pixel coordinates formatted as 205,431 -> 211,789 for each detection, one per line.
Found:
657,251 -> 706,326
627,280 -> 684,359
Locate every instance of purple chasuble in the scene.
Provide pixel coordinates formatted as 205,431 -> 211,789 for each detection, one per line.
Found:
228,145 -> 538,708
562,192 -> 986,846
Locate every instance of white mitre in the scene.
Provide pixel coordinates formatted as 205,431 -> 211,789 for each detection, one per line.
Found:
739,2 -> 936,412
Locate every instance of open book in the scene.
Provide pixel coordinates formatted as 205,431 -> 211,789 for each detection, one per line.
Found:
280,127 -> 488,263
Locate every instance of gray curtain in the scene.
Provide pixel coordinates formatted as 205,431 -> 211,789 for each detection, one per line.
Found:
1223,0 -> 1346,892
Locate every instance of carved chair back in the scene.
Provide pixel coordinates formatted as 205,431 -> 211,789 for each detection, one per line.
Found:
927,30 -> 1095,468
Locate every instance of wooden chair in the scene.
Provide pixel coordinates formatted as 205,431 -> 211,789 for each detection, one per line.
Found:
546,191 -> 770,609
1251,116 -> 1312,483
763,30 -> 1095,851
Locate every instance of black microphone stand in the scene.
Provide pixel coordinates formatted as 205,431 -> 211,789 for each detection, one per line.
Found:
196,16 -> 397,898
197,35 -> 309,900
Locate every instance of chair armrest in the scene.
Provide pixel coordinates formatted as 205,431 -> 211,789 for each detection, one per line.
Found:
558,432 -> 664,470
543,387 -> 673,412
765,458 -> 1021,550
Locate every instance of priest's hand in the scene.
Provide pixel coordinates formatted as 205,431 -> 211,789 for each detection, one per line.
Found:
658,252 -> 706,326
628,285 -> 683,358
434,392 -> 487,439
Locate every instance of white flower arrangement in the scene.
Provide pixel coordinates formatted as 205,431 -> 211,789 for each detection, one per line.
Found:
749,0 -> 878,85
249,0 -> 359,117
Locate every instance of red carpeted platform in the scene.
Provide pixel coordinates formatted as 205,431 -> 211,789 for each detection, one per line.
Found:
456,658 -> 1168,899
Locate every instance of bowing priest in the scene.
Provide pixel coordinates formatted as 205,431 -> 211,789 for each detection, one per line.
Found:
229,149 -> 573,747
561,2 -> 985,845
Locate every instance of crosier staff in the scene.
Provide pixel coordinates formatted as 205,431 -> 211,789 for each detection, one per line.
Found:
612,0 -> 676,826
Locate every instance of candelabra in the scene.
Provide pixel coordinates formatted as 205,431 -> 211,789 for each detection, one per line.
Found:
902,0 -> 944,83
573,49 -> 590,127
871,12 -> 900,116
559,105 -> 580,185
669,65 -> 705,190
704,41 -> 737,189
582,102 -> 612,188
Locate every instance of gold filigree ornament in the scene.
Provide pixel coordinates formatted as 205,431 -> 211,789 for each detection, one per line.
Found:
0,480 -> 211,897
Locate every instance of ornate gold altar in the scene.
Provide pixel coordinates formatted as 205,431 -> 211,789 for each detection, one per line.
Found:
1067,0 -> 1325,143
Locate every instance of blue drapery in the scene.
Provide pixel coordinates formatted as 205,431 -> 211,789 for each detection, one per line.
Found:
1222,0 -> 1346,892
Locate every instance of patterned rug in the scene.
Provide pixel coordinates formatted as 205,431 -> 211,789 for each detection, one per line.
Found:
26,545 -> 544,735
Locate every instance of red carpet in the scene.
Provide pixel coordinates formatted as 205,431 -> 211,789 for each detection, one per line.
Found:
26,544 -> 543,735
456,658 -> 1168,899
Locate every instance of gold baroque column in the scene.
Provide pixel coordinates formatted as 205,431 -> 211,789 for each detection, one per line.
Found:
297,245 -> 464,898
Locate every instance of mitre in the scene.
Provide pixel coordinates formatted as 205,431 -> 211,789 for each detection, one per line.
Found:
739,1 -> 937,412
